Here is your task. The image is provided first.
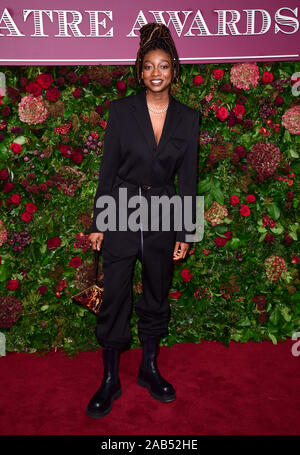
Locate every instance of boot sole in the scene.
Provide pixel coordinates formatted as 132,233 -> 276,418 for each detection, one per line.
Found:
137,376 -> 176,402
85,387 -> 122,418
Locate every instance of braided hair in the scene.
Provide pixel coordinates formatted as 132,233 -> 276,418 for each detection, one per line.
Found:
134,23 -> 181,86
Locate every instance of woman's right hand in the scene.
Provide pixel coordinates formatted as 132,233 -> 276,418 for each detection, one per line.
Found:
88,232 -> 104,251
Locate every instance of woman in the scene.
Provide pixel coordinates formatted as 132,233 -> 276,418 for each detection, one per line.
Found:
86,23 -> 201,418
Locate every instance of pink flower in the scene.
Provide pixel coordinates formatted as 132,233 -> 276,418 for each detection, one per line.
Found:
230,63 -> 259,90
282,105 -> 300,135
18,94 -> 49,124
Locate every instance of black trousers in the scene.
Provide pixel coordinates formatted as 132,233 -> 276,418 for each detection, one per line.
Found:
94,181 -> 177,350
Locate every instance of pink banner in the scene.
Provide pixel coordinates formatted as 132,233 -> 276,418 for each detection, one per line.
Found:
0,0 -> 299,65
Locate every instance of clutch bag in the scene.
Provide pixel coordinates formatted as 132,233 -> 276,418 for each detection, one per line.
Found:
71,249 -> 103,315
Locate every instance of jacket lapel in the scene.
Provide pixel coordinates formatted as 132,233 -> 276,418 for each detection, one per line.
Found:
130,88 -> 182,156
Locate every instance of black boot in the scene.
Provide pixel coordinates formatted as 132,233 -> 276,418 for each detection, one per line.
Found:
137,335 -> 176,402
86,347 -> 122,418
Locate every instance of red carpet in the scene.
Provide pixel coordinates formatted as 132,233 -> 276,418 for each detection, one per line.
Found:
0,339 -> 299,435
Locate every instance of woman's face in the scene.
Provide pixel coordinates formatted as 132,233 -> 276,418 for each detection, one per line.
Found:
141,49 -> 175,94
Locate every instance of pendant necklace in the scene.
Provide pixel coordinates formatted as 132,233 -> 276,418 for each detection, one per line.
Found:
146,90 -> 169,114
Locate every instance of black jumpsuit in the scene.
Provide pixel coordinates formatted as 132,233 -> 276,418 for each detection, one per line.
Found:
87,88 -> 200,350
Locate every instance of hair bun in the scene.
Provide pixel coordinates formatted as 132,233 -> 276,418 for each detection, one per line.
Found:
139,23 -> 171,47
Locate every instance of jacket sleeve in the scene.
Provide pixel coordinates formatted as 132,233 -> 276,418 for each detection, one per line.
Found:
176,109 -> 201,244
87,100 -> 121,234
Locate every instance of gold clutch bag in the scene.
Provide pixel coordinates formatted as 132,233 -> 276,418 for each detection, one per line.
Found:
71,249 -> 103,315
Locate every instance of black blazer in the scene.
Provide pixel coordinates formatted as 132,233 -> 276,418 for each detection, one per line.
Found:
88,88 -> 201,242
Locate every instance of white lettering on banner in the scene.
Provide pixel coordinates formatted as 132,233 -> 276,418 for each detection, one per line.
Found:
275,7 -> 299,33
0,7 -> 299,37
23,10 -> 53,37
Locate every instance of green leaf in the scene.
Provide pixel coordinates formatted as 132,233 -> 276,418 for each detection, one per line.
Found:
270,224 -> 284,235
268,332 -> 277,345
280,306 -> 291,322
0,263 -> 10,281
289,148 -> 299,158
198,180 -> 210,193
283,129 -> 291,143
212,187 -> 224,204
267,204 -> 280,221
238,316 -> 251,327
227,237 -> 241,249
14,136 -> 26,145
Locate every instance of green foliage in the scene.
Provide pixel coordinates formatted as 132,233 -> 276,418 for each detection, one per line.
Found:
0,61 -> 299,357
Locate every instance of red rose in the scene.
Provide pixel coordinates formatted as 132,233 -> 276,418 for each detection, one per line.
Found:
193,75 -> 204,86
96,105 -> 104,115
240,205 -> 251,217
80,74 -> 90,86
69,257 -> 82,268
38,183 -> 48,192
261,72 -> 273,85
235,146 -> 247,157
213,69 -> 224,80
36,73 -> 53,89
25,81 -> 43,96
245,194 -> 256,203
1,105 -> 11,116
3,181 -> 14,192
224,231 -> 232,240
55,76 -> 65,87
216,106 -> 228,121
169,291 -> 182,299
214,236 -> 227,247
20,76 -> 28,87
72,88 -> 82,98
58,144 -> 72,158
181,268 -> 193,283
230,195 -> 240,206
117,80 -> 126,92
56,280 -> 67,291
10,142 -> 23,154
47,237 -> 62,249
258,312 -> 268,323
0,169 -> 9,180
21,212 -> 33,222
6,279 -> 20,291
71,151 -> 83,164
37,285 -> 47,295
233,104 -> 245,117
253,295 -> 266,305
46,87 -> 60,102
275,96 -> 284,106
11,193 -> 21,205
25,202 -> 37,213
66,72 -> 78,84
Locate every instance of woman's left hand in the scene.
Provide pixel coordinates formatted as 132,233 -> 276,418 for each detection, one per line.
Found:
173,241 -> 189,260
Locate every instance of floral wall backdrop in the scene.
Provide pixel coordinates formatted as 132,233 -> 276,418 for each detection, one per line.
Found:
0,61 -> 299,357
